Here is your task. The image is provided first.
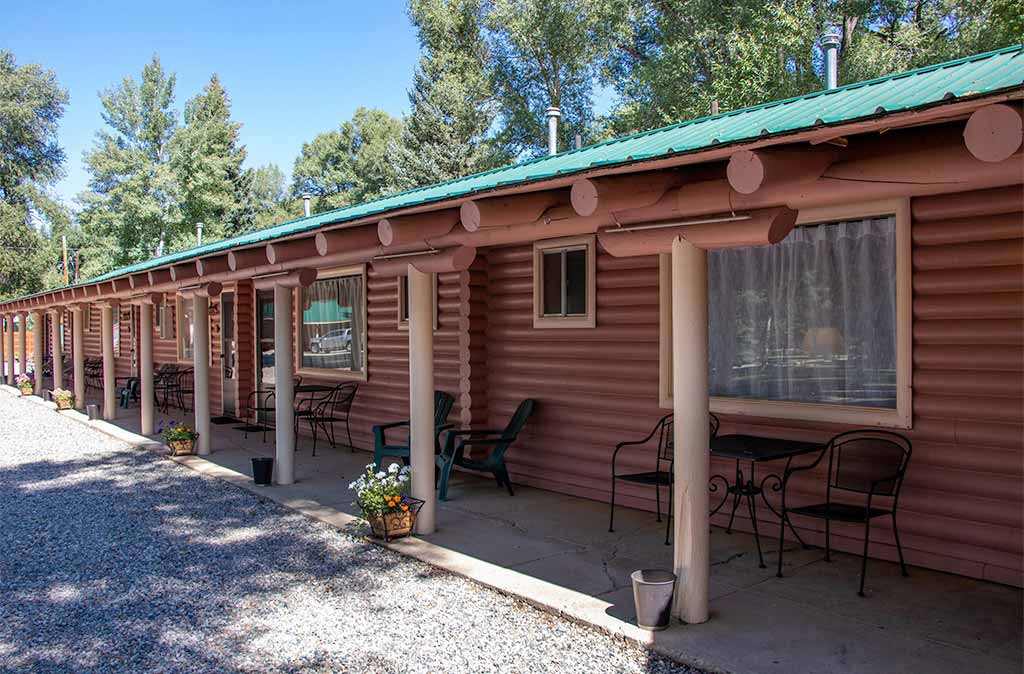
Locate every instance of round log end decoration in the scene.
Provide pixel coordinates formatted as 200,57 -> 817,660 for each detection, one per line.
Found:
315,232 -> 329,256
459,201 -> 482,232
570,178 -> 601,216
766,207 -> 799,244
168,266 -> 179,282
964,103 -> 1023,163
726,150 -> 765,195
265,243 -> 279,265
378,218 -> 395,247
227,251 -> 240,271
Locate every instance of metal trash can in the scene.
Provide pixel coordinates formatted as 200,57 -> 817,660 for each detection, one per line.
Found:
86,404 -> 100,421
251,457 -> 274,486
631,569 -> 676,631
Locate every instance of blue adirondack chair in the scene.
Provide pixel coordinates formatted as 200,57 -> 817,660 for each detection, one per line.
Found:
436,399 -> 535,501
372,391 -> 455,470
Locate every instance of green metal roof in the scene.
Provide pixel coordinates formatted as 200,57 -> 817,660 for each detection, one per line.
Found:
20,44 -> 1024,300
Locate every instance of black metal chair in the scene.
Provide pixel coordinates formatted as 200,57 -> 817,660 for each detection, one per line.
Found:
307,382 -> 358,455
243,389 -> 276,443
776,429 -> 912,596
609,412 -> 720,545
172,369 -> 194,412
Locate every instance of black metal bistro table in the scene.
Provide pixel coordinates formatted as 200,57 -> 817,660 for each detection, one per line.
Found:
710,434 -> 826,568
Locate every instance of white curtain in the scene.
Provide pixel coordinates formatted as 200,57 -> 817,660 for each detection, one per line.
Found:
708,215 -> 897,409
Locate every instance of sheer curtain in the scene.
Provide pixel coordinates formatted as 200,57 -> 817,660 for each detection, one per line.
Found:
708,215 -> 897,409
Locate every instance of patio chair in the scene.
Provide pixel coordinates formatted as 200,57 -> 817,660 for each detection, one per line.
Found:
608,412 -> 720,545
306,382 -> 358,455
776,429 -> 912,597
436,398 -> 535,501
172,368 -> 194,412
117,377 -> 140,408
371,391 -> 455,470
243,389 -> 276,443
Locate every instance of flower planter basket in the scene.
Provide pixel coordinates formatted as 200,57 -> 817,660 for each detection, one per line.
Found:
18,385 -> 34,396
168,439 -> 196,456
55,398 -> 74,411
363,497 -> 424,541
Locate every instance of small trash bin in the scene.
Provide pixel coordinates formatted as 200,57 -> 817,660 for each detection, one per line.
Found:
86,404 -> 100,421
251,457 -> 274,486
631,569 -> 676,631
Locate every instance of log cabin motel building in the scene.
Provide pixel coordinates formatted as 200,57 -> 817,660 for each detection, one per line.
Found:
1,46 -> 1022,638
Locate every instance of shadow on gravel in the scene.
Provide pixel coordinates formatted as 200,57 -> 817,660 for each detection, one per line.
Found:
0,447 -> 404,673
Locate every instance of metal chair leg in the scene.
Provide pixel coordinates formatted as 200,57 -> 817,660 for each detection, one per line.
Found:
608,477 -> 616,533
776,506 -> 787,578
746,491 -> 766,569
655,481 -> 662,523
824,515 -> 832,562
892,512 -> 909,577
346,418 -> 354,453
858,516 -> 872,597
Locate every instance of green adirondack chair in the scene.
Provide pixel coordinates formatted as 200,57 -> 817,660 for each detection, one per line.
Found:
372,391 -> 455,470
436,399 -> 535,501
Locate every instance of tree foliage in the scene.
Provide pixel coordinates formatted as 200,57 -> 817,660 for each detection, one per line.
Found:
291,107 -> 404,213
391,0 -> 505,190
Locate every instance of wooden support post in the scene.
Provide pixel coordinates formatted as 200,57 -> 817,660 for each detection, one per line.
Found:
71,306 -> 85,410
17,312 -> 27,382
408,265 -> 436,534
140,302 -> 154,436
4,314 -> 14,385
101,304 -> 116,420
31,312 -> 43,395
671,236 -> 710,625
273,283 -> 295,484
193,294 -> 211,455
49,310 -> 63,391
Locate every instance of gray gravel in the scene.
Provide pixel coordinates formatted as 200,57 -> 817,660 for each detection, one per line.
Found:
0,393 -> 700,674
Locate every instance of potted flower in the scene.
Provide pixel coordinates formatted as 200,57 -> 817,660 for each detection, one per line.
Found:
15,374 -> 33,396
349,463 -> 423,541
52,388 -> 74,410
159,420 -> 199,456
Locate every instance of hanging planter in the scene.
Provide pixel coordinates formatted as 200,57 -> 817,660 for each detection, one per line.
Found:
350,463 -> 422,541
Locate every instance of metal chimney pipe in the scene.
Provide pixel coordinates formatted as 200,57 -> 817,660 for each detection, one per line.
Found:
302,193 -> 312,217
821,32 -> 841,90
545,106 -> 561,156
196,222 -> 203,246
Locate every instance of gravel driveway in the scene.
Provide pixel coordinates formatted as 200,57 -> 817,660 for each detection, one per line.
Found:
0,393 -> 698,674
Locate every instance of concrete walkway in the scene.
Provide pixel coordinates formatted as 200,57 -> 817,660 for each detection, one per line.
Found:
20,387 -> 1024,674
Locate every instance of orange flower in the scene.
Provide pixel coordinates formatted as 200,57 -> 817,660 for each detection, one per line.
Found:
401,504 -> 409,512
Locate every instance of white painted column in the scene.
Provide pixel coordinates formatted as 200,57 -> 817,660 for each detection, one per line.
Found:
17,312 -> 28,378
273,283 -> 295,484
101,304 -> 116,420
49,310 -> 63,391
193,294 -> 211,455
671,236 -> 711,625
4,314 -> 14,385
31,312 -> 43,395
71,306 -> 86,410
140,302 -> 155,436
408,266 -> 436,534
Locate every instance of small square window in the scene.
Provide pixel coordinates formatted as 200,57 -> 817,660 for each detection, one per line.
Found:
533,235 -> 595,328
398,274 -> 439,330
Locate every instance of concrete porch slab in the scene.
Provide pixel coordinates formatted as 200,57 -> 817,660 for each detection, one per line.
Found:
30,388 -> 1024,674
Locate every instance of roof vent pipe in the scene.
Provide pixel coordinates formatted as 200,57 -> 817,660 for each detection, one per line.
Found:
821,32 -> 841,90
545,106 -> 561,156
302,193 -> 312,217
196,222 -> 203,246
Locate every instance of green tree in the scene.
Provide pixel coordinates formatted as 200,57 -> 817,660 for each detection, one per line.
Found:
0,204 -> 50,301
391,0 -> 505,190
237,163 -> 298,232
79,55 -> 179,273
169,74 -> 247,243
485,0 -> 611,156
291,107 -> 404,213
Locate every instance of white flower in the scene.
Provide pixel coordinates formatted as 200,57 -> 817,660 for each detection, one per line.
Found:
388,463 -> 399,474
399,475 -> 409,483
376,471 -> 386,479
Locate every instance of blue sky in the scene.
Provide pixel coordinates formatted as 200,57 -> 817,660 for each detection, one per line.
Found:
5,1 -> 424,207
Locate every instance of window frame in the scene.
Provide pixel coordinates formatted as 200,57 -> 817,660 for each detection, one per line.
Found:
296,264 -> 368,382
84,305 -> 93,333
397,273 -> 439,331
532,234 -> 596,329
176,296 -> 194,363
659,198 -> 912,429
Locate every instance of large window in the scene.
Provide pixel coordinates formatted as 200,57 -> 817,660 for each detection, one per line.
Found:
299,266 -> 366,379
533,235 -> 596,328
177,297 -> 194,362
660,200 -> 911,427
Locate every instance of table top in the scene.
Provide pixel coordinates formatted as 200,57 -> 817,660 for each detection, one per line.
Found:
710,434 -> 825,462
295,384 -> 335,394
